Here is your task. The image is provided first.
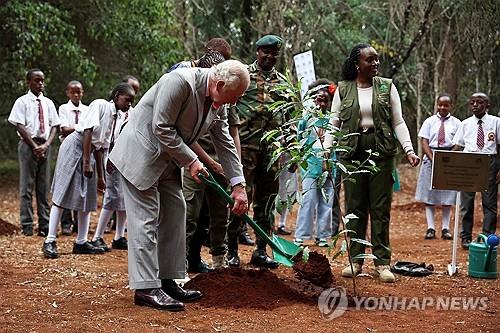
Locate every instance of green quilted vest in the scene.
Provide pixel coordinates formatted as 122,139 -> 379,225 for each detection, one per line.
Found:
337,76 -> 397,158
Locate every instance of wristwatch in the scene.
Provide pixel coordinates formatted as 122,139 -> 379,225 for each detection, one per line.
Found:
232,182 -> 246,190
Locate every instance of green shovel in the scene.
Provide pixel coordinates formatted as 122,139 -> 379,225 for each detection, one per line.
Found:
199,172 -> 304,267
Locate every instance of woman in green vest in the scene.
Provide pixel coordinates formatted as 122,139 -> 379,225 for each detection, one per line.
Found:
327,43 -> 420,283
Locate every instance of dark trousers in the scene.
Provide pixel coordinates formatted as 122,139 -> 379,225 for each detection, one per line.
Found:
342,133 -> 394,266
18,140 -> 50,230
460,156 -> 498,241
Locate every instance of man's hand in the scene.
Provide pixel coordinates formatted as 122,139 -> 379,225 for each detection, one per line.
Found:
189,159 -> 208,183
406,152 -> 420,167
230,185 -> 248,216
33,144 -> 48,160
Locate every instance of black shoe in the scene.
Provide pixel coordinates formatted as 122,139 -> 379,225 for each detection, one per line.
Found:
42,241 -> 59,259
461,238 -> 472,250
90,237 -> 111,252
187,260 -> 212,273
134,288 -> 185,311
37,228 -> 49,237
227,250 -> 241,268
112,237 -> 128,250
250,250 -> 279,269
276,226 -> 292,235
161,279 -> 202,302
22,226 -> 34,236
61,227 -> 73,236
239,231 -> 255,246
424,228 -> 436,240
72,241 -> 106,254
441,229 -> 453,240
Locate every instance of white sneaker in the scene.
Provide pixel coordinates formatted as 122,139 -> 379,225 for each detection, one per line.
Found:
375,265 -> 395,283
341,263 -> 362,277
293,238 -> 304,246
211,254 -> 228,269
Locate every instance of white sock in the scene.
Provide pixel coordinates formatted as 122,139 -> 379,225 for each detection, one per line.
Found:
442,206 -> 451,230
114,210 -> 127,240
93,208 -> 113,241
75,211 -> 91,244
45,206 -> 63,243
425,205 -> 435,230
279,210 -> 288,228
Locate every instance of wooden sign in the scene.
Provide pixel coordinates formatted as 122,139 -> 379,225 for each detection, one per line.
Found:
431,150 -> 490,192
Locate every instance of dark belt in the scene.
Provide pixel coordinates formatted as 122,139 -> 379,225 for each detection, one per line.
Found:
357,127 -> 375,134
429,146 -> 452,151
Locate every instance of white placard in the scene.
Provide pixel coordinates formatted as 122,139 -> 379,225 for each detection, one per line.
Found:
293,50 -> 316,100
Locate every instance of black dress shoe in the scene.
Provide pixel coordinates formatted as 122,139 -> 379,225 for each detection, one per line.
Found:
250,250 -> 279,269
227,250 -> 240,267
72,241 -> 106,254
134,288 -> 185,311
239,231 -> 255,246
187,260 -> 212,273
161,279 -> 202,302
441,229 -> 453,240
90,237 -> 111,252
276,226 -> 291,235
461,238 -> 472,250
43,241 -> 59,259
112,237 -> 128,250
22,226 -> 34,236
424,228 -> 436,240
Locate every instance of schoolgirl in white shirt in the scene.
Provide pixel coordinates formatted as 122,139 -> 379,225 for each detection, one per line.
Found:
42,83 -> 135,259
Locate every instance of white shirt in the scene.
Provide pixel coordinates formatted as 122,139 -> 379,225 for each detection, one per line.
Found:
58,100 -> 89,140
8,91 -> 61,140
418,114 -> 461,148
326,84 -> 414,153
78,99 -> 118,150
453,113 -> 500,154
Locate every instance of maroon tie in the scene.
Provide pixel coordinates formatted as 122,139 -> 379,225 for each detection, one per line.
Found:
477,120 -> 484,150
36,99 -> 45,134
437,117 -> 446,147
74,110 -> 80,124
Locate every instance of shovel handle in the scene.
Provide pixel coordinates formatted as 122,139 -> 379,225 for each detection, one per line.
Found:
198,173 -> 292,259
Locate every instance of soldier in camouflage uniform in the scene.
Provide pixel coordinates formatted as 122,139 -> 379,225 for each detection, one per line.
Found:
227,35 -> 287,269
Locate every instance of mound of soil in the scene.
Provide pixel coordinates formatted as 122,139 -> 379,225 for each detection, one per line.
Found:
185,268 -> 316,309
0,218 -> 19,236
293,251 -> 334,288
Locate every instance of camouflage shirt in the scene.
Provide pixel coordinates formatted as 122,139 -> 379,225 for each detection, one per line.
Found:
235,61 -> 288,148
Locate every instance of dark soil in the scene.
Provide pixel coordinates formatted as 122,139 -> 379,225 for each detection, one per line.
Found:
185,267 -> 316,309
293,251 -> 334,288
0,218 -> 18,236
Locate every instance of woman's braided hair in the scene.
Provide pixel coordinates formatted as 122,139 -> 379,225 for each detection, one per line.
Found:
341,43 -> 371,81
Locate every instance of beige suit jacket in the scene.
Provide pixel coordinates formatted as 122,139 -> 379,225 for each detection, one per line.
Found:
109,68 -> 243,190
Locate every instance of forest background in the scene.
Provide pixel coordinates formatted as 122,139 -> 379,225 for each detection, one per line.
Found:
0,0 -> 498,159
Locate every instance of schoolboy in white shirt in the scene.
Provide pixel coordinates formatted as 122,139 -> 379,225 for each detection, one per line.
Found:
8,68 -> 61,236
453,92 -> 500,249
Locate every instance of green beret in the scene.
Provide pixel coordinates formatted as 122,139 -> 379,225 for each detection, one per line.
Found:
256,35 -> 283,49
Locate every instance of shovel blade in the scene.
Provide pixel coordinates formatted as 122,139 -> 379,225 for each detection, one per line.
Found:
271,234 -> 303,267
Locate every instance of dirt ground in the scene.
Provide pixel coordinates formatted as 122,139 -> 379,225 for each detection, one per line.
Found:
0,165 -> 499,333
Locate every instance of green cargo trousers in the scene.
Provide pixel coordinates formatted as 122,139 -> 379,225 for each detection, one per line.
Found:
342,132 -> 395,266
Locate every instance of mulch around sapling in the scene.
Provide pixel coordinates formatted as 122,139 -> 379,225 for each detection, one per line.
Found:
0,218 -> 19,236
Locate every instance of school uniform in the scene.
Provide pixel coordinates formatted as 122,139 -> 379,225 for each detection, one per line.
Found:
8,91 -> 60,232
453,113 -> 500,241
51,99 -> 118,212
58,100 -> 89,141
415,114 -> 461,205
102,109 -> 129,211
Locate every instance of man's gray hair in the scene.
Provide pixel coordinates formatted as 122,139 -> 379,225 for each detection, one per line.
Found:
210,60 -> 250,90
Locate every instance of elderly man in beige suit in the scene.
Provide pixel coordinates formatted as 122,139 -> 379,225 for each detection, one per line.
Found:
109,60 -> 250,311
